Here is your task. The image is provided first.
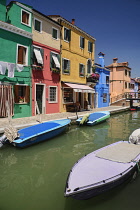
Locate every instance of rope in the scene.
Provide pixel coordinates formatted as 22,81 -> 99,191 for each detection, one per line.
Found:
4,126 -> 19,142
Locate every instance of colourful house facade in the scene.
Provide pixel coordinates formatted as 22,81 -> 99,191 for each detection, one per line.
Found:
0,1 -> 32,118
31,10 -> 61,115
106,58 -> 131,105
49,16 -> 96,112
94,52 -> 110,108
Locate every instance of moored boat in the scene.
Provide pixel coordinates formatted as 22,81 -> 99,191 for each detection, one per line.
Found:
1,119 -> 71,148
64,138 -> 140,200
76,111 -> 110,125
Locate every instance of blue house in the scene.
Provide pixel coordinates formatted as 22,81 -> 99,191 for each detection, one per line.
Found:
94,52 -> 110,108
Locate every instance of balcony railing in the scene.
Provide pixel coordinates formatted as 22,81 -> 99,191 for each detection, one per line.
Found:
86,73 -> 100,83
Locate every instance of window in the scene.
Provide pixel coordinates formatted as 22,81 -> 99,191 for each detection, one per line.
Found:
21,9 -> 31,26
17,44 -> 28,65
64,27 -> 71,42
79,64 -> 85,77
50,52 -> 60,72
88,41 -> 93,53
125,82 -> 127,89
49,86 -> 57,103
32,46 -> 44,68
63,88 -> 73,103
87,59 -> 92,74
62,58 -> 70,74
129,71 -> 131,77
52,27 -> 58,39
14,85 -> 30,103
103,93 -> 107,103
80,36 -> 85,49
34,18 -> 42,32
125,69 -> 127,76
106,76 -> 109,84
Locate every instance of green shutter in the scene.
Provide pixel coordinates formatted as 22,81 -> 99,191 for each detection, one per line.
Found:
69,29 -> 71,42
50,52 -> 53,69
31,45 -> 34,65
40,48 -> 44,65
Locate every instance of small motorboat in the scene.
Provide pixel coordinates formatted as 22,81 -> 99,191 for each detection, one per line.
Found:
76,111 -> 110,125
0,119 -> 71,148
64,129 -> 140,200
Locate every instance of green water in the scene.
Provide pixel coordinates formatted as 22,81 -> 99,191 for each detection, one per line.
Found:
0,111 -> 140,210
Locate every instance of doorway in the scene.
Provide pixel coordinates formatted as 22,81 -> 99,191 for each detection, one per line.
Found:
36,84 -> 45,114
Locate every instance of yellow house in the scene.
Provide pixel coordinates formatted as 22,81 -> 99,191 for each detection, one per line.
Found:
48,16 -> 96,112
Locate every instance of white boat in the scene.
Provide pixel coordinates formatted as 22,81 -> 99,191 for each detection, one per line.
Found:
64,137 -> 140,200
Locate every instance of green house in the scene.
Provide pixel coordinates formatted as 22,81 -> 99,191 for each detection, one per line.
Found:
0,1 -> 33,119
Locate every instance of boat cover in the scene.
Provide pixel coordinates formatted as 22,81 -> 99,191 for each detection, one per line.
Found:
96,141 -> 140,163
88,112 -> 107,121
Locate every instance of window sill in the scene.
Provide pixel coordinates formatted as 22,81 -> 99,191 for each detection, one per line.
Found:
15,102 -> 28,104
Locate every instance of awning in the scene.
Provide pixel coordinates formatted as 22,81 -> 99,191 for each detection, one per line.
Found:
64,83 -> 95,93
52,54 -> 60,68
34,48 -> 43,65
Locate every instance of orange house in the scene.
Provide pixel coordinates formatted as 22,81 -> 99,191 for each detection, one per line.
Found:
106,58 -> 131,104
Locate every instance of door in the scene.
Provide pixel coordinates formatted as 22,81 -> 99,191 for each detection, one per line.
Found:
36,84 -> 44,114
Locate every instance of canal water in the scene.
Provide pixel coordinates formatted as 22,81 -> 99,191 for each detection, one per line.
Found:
0,111 -> 140,210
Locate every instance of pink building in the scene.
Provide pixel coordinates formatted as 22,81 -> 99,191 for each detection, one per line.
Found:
31,9 -> 61,115
106,58 -> 131,104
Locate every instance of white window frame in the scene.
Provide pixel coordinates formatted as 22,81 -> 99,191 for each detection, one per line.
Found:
16,44 -> 28,66
52,27 -> 58,40
49,86 -> 58,103
79,63 -> 85,77
34,17 -> 42,33
64,27 -> 70,42
21,9 -> 31,27
63,58 -> 70,74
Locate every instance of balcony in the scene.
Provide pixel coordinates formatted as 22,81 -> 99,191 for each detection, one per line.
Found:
86,73 -> 100,83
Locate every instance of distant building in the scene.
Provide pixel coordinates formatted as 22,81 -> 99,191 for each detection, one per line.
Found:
106,58 -> 131,105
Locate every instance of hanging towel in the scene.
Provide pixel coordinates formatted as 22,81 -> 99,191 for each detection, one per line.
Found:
0,61 -> 7,75
7,63 -> 15,78
16,64 -> 24,72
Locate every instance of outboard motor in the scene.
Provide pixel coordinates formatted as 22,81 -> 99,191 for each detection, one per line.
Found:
0,135 -> 7,148
129,129 -> 140,144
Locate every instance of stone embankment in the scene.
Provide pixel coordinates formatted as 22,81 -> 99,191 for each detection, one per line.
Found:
0,106 -> 130,134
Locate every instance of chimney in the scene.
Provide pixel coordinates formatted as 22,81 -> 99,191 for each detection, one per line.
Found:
72,19 -> 75,25
98,52 -> 105,67
113,58 -> 118,63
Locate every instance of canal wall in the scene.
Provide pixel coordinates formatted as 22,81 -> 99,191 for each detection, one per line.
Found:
0,106 -> 130,134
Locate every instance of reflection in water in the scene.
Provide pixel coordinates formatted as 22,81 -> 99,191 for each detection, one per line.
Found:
0,111 -> 140,210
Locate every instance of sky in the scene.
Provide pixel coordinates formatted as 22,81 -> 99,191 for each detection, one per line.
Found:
7,0 -> 140,77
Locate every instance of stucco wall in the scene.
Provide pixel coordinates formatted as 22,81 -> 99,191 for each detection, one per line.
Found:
32,13 -> 61,51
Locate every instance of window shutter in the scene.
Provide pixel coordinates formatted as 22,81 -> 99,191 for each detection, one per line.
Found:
40,48 -> 44,65
31,45 -> 34,65
83,38 -> 85,48
25,86 -> 30,103
14,85 -> 19,103
50,52 -> 53,69
83,65 -> 85,74
18,46 -> 23,64
69,29 -> 71,42
62,58 -> 64,71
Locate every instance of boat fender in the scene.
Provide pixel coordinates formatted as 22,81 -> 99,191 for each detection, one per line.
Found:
80,114 -> 90,125
129,128 -> 140,144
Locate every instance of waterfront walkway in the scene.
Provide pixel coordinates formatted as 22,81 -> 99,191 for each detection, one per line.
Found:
0,106 -> 130,134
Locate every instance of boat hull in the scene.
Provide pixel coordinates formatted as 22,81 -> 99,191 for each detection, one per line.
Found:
76,111 -> 110,126
11,119 -> 70,148
67,165 -> 137,200
64,141 -> 140,200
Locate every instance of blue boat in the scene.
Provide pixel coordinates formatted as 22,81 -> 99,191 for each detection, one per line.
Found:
76,111 -> 110,126
7,119 -> 71,148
